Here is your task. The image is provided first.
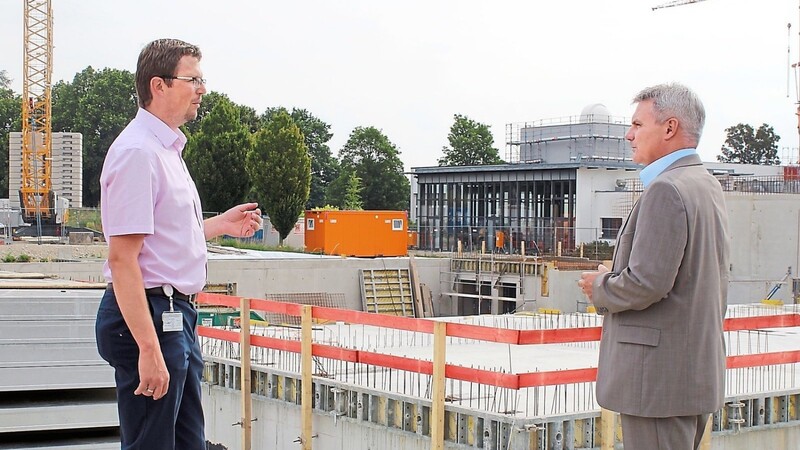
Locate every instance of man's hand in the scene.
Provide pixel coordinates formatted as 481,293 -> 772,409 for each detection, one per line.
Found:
134,347 -> 170,400
578,264 -> 609,301
205,202 -> 263,239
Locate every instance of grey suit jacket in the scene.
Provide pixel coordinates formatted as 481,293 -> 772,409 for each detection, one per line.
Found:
592,153 -> 729,417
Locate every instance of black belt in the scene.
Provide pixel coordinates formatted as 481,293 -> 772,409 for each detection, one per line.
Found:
106,283 -> 195,302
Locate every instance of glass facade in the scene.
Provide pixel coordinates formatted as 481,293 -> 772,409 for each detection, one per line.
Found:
414,167 -> 577,254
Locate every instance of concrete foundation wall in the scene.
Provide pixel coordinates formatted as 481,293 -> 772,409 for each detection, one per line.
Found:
203,387 -> 432,450
726,194 -> 800,304
535,268 -> 588,313
201,370 -> 800,450
206,256 -> 449,311
0,258 -> 625,315
712,428 -> 800,450
0,261 -> 106,283
0,256 -> 451,315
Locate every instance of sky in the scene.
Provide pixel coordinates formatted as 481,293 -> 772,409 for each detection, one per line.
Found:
1,0 -> 799,170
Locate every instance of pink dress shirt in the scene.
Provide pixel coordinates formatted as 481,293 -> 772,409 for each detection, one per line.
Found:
100,108 -> 207,294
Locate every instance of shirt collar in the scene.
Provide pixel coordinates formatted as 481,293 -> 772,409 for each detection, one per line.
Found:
136,108 -> 188,152
639,148 -> 697,187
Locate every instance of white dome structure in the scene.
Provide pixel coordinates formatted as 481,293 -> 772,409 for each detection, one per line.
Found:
579,103 -> 612,123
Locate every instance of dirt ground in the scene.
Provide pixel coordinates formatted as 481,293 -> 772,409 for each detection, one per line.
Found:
0,241 -> 109,261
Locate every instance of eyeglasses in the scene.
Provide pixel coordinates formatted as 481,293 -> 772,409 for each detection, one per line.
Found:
161,75 -> 207,87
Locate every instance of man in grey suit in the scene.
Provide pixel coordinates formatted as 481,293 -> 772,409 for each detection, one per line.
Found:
579,83 -> 729,449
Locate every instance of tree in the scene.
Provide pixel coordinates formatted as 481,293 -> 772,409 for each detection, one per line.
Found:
263,107 -> 337,209
0,70 -> 10,89
246,110 -> 310,245
184,98 -> 252,213
0,71 -> 21,195
325,167 -> 363,210
183,91 -> 260,135
438,114 -> 502,166
51,66 -> 137,206
338,127 -> 409,211
342,172 -> 364,210
717,123 -> 781,165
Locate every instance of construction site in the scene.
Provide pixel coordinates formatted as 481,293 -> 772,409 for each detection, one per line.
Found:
5,0 -> 800,449
3,249 -> 800,450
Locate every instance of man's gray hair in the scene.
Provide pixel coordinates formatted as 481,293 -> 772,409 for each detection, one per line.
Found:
633,83 -> 705,144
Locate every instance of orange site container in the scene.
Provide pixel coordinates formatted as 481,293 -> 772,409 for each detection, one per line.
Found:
304,210 -> 408,257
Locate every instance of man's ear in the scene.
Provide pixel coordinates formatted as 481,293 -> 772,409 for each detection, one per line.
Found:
149,76 -> 165,100
664,117 -> 679,140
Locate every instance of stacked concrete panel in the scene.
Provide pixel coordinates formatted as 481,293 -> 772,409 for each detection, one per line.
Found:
0,284 -> 118,448
8,132 -> 83,210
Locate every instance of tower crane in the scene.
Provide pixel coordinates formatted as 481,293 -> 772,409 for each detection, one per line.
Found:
20,0 -> 55,229
652,0 -> 708,11
793,3 -> 800,151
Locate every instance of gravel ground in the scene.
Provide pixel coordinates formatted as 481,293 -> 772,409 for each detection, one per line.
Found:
0,241 -> 109,261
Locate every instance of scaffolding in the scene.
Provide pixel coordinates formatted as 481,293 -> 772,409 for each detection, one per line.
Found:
505,114 -> 630,164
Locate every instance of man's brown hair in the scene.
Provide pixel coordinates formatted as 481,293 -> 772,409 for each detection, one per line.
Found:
135,38 -> 202,108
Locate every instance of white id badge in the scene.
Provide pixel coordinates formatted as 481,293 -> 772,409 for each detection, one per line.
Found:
162,311 -> 183,332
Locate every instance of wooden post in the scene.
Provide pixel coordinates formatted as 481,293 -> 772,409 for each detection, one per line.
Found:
430,321 -> 446,450
409,255 -> 425,317
240,297 -> 252,450
481,240 -> 486,255
457,239 -> 462,256
699,414 -> 713,449
580,243 -> 584,258
521,240 -> 525,257
300,305 -> 313,450
600,408 -> 615,450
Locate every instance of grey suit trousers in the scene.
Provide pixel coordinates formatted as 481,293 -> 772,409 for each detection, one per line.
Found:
620,414 -> 709,450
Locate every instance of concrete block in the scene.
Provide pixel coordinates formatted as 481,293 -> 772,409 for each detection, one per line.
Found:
68,232 -> 93,245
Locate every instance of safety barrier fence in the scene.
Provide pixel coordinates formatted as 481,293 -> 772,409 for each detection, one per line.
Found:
196,292 -> 800,449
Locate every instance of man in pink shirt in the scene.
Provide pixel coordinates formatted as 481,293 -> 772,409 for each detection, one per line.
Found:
95,38 -> 262,450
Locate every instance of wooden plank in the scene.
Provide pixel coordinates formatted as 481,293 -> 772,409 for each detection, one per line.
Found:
240,297 -> 252,450
359,269 -> 370,313
430,321 -> 446,450
409,255 -> 425,317
600,408 -> 615,450
301,305 -> 313,449
421,283 -> 434,317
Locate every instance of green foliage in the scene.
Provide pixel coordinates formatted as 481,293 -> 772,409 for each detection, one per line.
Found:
343,172 -> 364,210
338,126 -> 410,210
217,237 -> 304,253
324,166 -> 350,208
0,71 -> 21,195
566,240 -> 615,261
310,205 -> 340,211
65,208 -> 102,232
52,67 -> 137,206
263,107 -> 337,209
717,123 -> 781,165
0,70 -> 10,88
183,91 -> 260,135
438,114 -> 502,166
247,110 -> 311,245
15,254 -> 31,262
3,254 -> 15,263
184,98 -> 252,213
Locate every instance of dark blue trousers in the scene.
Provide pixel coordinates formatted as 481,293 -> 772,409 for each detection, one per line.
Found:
96,289 -> 205,450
